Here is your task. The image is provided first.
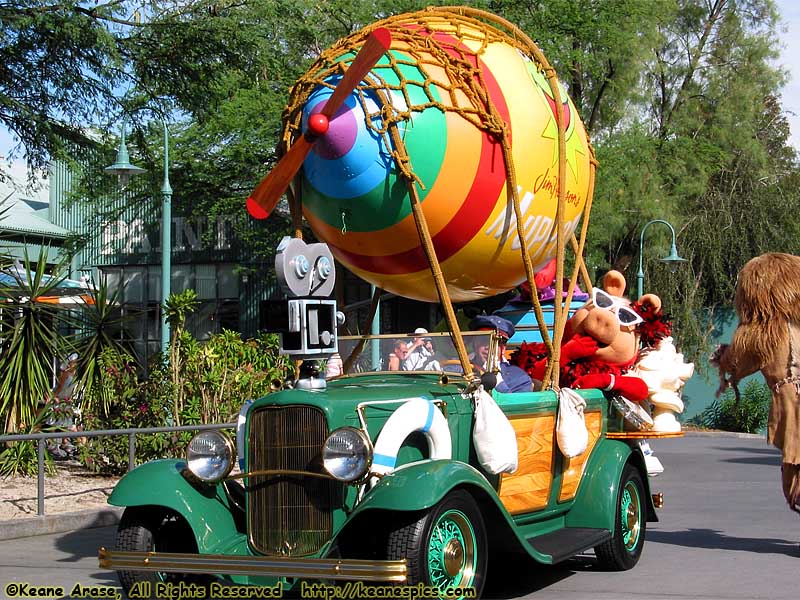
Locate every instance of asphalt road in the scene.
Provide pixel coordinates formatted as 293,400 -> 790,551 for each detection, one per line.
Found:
0,433 -> 797,600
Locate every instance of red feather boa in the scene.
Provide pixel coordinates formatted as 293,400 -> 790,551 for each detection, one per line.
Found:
632,301 -> 672,348
511,342 -> 636,387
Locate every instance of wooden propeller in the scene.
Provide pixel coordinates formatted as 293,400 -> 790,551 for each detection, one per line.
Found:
246,27 -> 392,220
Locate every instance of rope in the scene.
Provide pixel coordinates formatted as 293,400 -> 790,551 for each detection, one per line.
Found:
386,114 -> 475,379
287,186 -> 303,240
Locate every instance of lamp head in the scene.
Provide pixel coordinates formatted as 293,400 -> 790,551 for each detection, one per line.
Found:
660,243 -> 687,273
105,129 -> 146,186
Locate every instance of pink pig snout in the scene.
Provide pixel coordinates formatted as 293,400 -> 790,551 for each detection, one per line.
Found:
578,309 -> 619,346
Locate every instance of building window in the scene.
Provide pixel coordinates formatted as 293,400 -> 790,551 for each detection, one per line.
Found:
100,263 -> 241,364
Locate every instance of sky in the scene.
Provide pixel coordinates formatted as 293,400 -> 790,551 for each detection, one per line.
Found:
2,1 -> 800,203
778,0 -> 800,149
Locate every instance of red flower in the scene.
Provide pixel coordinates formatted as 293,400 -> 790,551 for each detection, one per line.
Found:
631,302 -> 672,348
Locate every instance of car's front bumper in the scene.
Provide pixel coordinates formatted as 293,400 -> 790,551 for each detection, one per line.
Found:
98,547 -> 407,582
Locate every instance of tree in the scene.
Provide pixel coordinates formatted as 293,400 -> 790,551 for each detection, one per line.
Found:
621,0 -> 798,358
493,0 -> 671,135
73,275 -> 135,419
0,0 -> 128,180
5,0 -> 800,366
163,287 -> 199,426
0,253 -> 71,432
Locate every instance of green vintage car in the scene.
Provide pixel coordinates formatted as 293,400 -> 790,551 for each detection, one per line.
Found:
99,331 -> 660,599
98,9 -> 664,597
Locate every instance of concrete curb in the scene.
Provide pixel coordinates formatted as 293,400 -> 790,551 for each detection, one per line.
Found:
683,429 -> 764,439
0,506 -> 123,541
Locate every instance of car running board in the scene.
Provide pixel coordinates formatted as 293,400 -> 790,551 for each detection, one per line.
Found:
526,527 -> 612,564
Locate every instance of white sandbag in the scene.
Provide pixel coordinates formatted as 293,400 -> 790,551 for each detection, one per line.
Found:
557,387 -> 588,458
472,387 -> 518,474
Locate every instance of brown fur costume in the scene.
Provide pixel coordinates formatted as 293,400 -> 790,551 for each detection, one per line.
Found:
715,252 -> 800,513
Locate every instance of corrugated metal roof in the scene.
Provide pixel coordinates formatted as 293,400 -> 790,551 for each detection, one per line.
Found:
0,240 -> 64,262
0,201 -> 70,238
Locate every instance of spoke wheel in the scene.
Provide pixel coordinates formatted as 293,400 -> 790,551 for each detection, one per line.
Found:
427,509 -> 477,589
388,489 -> 487,596
594,464 -> 646,571
620,479 -> 642,551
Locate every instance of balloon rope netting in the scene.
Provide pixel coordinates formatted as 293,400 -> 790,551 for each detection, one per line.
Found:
285,8 -> 597,387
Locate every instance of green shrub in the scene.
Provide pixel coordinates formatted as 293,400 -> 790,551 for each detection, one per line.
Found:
2,284 -> 294,474
0,412 -> 57,478
0,439 -> 57,478
77,329 -> 292,474
179,330 -> 293,424
0,253 -> 65,434
78,350 -> 185,475
692,380 -> 771,434
73,275 -> 132,420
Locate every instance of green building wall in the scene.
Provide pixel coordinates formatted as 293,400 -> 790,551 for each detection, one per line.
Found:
47,158 -> 280,362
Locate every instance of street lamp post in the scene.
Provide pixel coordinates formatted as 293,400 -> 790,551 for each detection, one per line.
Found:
105,119 -> 172,356
636,219 -> 687,299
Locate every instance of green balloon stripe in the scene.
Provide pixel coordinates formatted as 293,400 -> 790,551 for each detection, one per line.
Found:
302,50 -> 447,232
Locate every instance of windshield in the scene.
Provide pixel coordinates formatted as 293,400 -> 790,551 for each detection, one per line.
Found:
333,331 -> 500,377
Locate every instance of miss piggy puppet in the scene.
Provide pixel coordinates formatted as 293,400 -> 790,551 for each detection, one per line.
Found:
512,270 -> 665,402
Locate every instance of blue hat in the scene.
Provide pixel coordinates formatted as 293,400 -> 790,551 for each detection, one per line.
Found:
469,314 -> 515,339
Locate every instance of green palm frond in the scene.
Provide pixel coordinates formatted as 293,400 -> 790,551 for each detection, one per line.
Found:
73,274 -> 140,418
0,251 -> 72,433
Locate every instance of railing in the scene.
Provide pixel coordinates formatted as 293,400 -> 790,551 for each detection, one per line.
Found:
0,423 -> 236,517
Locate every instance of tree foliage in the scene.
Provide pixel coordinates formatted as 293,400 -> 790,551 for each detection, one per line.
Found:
4,0 -> 800,363
1,0 -> 129,178
73,274 -> 137,418
494,0 -> 671,135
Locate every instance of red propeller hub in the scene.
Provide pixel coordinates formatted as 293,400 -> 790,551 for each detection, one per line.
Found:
307,113 -> 330,137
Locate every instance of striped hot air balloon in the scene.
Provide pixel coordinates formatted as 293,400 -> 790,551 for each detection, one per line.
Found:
248,8 -> 594,303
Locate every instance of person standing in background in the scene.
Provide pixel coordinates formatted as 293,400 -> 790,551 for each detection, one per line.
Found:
403,328 -> 440,371
47,352 -> 80,459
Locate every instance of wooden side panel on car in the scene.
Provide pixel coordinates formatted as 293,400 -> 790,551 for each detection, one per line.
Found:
557,410 -> 603,502
498,414 -> 555,514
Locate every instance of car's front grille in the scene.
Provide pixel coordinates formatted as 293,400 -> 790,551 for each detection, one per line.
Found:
247,405 -> 334,556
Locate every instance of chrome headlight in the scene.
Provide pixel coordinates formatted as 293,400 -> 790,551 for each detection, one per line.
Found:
187,431 -> 235,483
322,427 -> 372,482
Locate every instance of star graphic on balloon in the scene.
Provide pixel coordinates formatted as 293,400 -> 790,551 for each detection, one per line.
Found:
527,65 -> 585,181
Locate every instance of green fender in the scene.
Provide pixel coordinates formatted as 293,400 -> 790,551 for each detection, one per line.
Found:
354,460 -> 497,513
348,460 -> 547,560
565,439 -> 655,530
108,459 -> 240,554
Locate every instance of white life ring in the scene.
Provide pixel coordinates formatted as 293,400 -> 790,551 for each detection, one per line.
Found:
371,397 -> 452,477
